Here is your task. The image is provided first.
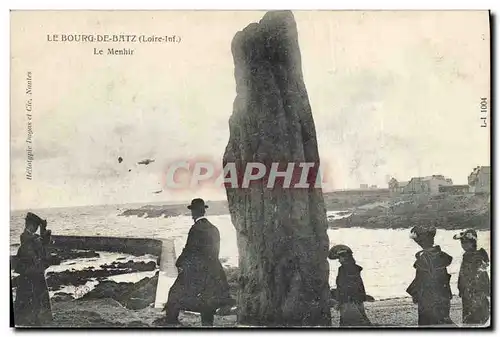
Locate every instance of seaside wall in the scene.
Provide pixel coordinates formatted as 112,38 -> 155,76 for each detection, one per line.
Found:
51,235 -> 163,258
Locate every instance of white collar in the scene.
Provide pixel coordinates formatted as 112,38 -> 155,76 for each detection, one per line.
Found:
194,216 -> 207,223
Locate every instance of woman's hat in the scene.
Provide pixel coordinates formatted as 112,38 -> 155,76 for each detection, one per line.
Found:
409,225 -> 436,240
328,244 -> 353,260
453,229 -> 478,241
187,198 -> 209,210
25,212 -> 44,224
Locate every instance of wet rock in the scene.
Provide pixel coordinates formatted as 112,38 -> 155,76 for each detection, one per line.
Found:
100,260 -> 156,272
123,272 -> 159,309
46,260 -> 158,291
80,281 -> 133,300
52,293 -> 75,303
54,291 -> 73,296
47,247 -> 100,262
79,272 -> 159,310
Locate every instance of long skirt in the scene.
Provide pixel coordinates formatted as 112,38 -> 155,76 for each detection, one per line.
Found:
339,302 -> 371,327
417,299 -> 454,326
14,273 -> 52,327
462,295 -> 490,325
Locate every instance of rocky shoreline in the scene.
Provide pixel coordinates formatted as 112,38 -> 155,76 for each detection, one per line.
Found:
11,249 -> 487,327
11,245 -> 162,313
118,193 -> 490,231
10,243 -> 241,318
44,260 -> 157,292
327,193 -> 490,230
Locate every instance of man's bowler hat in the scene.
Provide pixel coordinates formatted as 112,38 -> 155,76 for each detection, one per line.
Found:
187,198 -> 209,210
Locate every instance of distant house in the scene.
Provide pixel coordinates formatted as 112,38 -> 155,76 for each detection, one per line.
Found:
439,185 -> 469,195
403,177 -> 432,194
468,166 -> 491,193
402,175 -> 453,194
360,184 -> 369,189
388,178 -> 409,195
370,185 -> 378,189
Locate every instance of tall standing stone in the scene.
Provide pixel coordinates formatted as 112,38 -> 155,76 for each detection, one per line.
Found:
223,11 -> 331,326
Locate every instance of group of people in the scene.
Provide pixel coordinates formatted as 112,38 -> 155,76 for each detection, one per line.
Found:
12,199 -> 490,328
329,225 -> 490,327
161,199 -> 491,327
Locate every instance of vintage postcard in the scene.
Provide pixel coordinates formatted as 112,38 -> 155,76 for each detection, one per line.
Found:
10,10 -> 491,328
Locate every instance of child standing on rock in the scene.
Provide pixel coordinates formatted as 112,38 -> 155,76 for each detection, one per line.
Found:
453,229 -> 490,326
406,225 -> 454,326
328,244 -> 373,327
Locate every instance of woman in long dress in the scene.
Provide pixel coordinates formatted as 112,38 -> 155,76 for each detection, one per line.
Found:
454,229 -> 490,325
14,212 -> 53,327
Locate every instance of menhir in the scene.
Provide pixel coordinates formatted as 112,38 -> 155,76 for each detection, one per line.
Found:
223,10 -> 331,326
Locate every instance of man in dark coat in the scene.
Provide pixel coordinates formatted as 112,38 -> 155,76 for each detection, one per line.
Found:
162,198 -> 233,326
453,229 -> 490,325
14,212 -> 53,327
406,225 -> 454,326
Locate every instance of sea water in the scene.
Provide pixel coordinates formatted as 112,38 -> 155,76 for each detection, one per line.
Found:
10,205 -> 491,302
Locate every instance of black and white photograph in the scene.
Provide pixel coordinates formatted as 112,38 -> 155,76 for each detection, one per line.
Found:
9,9 -> 491,328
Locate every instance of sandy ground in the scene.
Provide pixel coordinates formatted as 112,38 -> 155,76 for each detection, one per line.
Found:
46,295 -> 489,328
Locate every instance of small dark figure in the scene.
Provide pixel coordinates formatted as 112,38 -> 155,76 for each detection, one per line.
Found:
161,198 -> 234,326
328,244 -> 372,327
406,225 -> 454,326
13,212 -> 53,326
453,229 -> 490,325
137,158 -> 155,165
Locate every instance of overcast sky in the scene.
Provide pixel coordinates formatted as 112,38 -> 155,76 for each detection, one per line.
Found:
11,11 -> 490,209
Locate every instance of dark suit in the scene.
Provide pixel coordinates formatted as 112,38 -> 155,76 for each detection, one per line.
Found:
164,217 -> 232,325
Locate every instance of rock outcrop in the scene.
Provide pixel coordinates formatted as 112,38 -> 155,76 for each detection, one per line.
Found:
327,193 -> 491,230
80,272 -> 159,310
223,11 -> 331,326
41,260 -> 158,291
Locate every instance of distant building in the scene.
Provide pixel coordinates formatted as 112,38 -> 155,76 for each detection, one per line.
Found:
468,166 -> 490,193
388,178 -> 399,194
360,184 -> 369,189
439,185 -> 469,195
370,185 -> 377,189
403,175 -> 453,194
388,178 -> 409,195
390,175 -> 452,195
